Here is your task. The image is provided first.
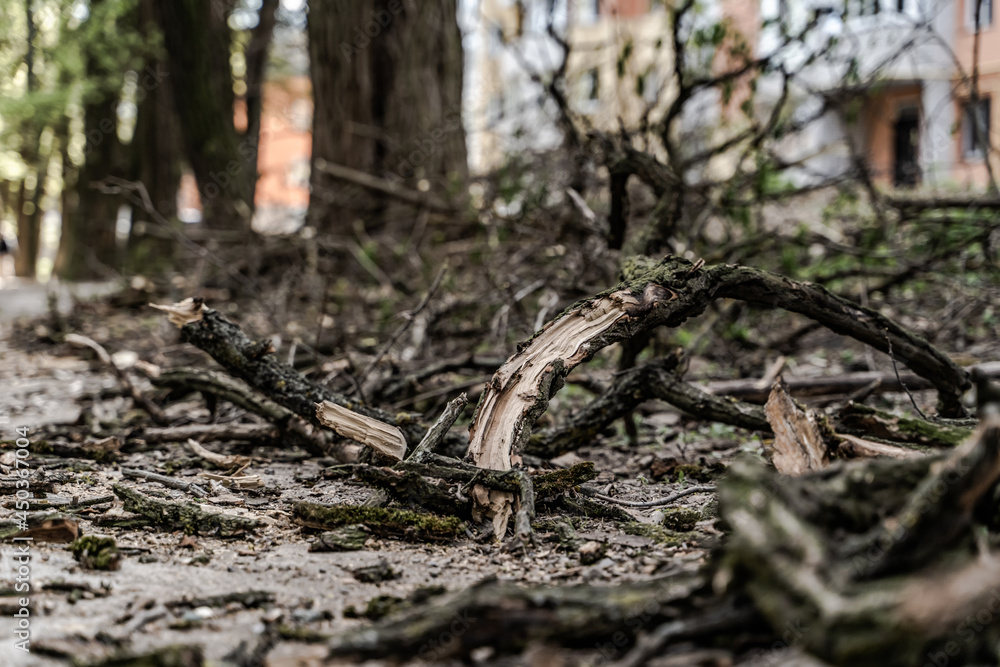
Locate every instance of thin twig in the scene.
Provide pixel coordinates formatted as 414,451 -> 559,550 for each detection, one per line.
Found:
360,263 -> 448,384
588,485 -> 716,509
65,334 -> 168,424
886,328 -> 929,420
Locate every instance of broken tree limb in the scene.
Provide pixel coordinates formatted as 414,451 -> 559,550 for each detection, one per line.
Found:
316,400 -> 407,461
150,366 -> 338,458
155,302 -> 426,450
326,571 -> 723,661
468,256 -> 969,534
120,468 -> 210,498
408,393 -> 469,461
112,484 -> 257,537
852,415 -> 1000,579
528,356 -> 769,458
140,422 -> 279,445
293,501 -> 464,542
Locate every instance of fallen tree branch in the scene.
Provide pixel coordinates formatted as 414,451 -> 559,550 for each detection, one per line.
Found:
112,484 -> 257,537
470,256 -> 969,533
120,467 -> 210,497
150,367 -> 339,458
588,484 -> 716,508
153,300 -> 426,451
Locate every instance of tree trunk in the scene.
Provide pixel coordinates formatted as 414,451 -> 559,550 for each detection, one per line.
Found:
125,0 -> 183,274
54,97 -> 125,281
243,0 -> 279,209
307,0 -> 468,231
154,0 -> 254,231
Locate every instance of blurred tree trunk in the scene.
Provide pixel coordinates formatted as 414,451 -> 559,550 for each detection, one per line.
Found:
307,0 -> 468,231
12,163 -> 43,279
243,0 -> 279,208
154,0 -> 253,231
54,94 -> 127,280
125,0 -> 183,274
14,0 -> 41,279
54,0 -> 129,281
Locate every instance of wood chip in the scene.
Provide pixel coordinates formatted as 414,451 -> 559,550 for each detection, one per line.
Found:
763,378 -> 830,475
315,400 -> 407,461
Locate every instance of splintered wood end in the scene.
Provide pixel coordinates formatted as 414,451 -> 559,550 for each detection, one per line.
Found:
150,298 -> 206,328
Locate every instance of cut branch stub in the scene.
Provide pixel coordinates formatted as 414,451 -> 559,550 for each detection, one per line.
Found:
316,401 -> 407,461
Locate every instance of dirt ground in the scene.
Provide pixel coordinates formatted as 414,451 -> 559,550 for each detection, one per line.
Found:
0,292 -> 730,667
0,246 -> 994,667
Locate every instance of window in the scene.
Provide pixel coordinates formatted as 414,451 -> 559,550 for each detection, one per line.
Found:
849,0 -> 881,16
585,68 -> 600,101
967,0 -> 993,28
962,97 -> 991,159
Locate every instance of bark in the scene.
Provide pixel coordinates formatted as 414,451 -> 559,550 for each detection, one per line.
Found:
164,303 -> 426,446
307,0 -> 468,231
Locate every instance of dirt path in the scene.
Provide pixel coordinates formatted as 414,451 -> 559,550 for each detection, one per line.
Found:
0,306 -> 709,666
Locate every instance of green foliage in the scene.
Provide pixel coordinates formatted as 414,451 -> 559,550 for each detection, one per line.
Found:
0,0 -> 153,179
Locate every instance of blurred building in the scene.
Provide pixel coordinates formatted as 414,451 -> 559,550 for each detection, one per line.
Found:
467,0 -> 1000,191
178,75 -> 312,233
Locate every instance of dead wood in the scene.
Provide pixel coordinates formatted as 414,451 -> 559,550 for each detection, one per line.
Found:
329,420 -> 1000,665
851,417 -> 1000,578
315,400 -> 407,460
140,422 -> 279,444
150,367 -> 336,457
112,484 -> 258,537
705,359 -> 1000,402
469,256 -> 969,533
763,379 -> 830,474
293,501 -> 464,541
528,355 -> 769,458
325,571 -> 737,661
120,468 -> 209,497
154,302 -> 427,450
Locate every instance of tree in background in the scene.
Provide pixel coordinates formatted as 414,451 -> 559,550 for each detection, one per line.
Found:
307,0 -> 468,231
153,0 -> 278,232
55,0 -> 145,280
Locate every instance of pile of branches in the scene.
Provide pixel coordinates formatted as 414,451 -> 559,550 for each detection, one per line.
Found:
128,254 -> 1000,664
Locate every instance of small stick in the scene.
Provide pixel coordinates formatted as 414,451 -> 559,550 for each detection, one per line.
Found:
407,393 -> 469,461
587,485 -> 716,508
65,334 -> 168,424
886,328 -> 928,420
121,467 -> 210,498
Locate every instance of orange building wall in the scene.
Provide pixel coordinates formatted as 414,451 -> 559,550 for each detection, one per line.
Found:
600,0 -> 651,18
717,0 -> 759,122
178,76 -> 312,217
952,0 -> 1000,188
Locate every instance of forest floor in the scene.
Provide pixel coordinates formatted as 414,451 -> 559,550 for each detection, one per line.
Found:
2,290 -> 986,667
0,198 -> 997,666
